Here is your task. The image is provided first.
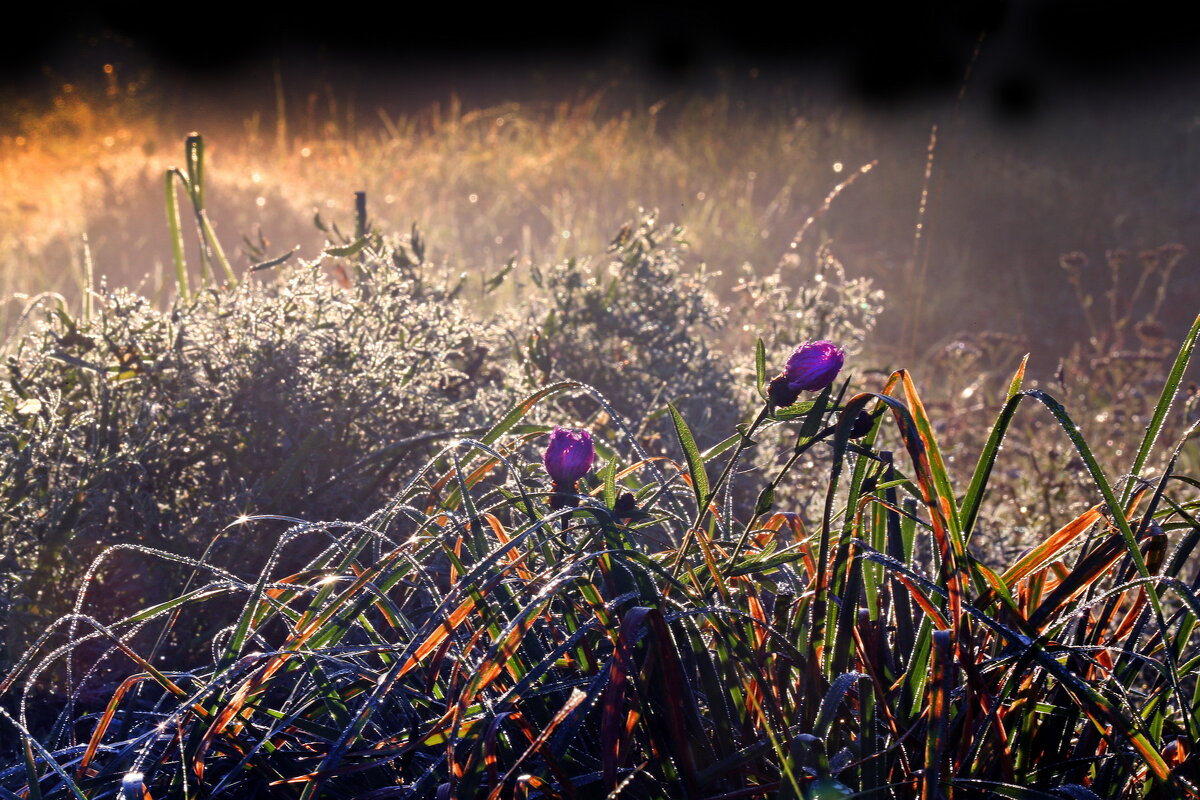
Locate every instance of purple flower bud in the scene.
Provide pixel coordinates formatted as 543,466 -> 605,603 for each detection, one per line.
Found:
770,340 -> 845,407
543,426 -> 595,487
785,340 -> 845,391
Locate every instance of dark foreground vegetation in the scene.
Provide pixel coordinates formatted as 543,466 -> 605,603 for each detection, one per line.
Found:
1,135 -> 1199,798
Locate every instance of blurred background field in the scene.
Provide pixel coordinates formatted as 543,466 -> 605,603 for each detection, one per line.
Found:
2,28 -> 1198,361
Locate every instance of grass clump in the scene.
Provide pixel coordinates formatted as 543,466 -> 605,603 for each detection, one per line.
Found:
2,300 -> 1198,797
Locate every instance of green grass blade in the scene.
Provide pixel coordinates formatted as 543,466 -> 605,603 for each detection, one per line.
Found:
961,355 -> 1028,540
669,402 -> 709,512
1125,311 -> 1200,501
164,169 -> 189,301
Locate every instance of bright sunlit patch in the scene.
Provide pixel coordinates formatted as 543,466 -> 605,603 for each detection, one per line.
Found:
256,196 -> 266,207
300,146 -> 312,158
561,230 -> 571,239
468,193 -> 478,203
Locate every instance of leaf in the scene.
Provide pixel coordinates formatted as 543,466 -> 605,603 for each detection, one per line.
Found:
1126,311 -> 1200,499
795,383 -> 833,446
770,400 -> 817,421
755,337 -> 768,401
600,457 -> 618,508
814,672 -> 866,739
323,237 -> 370,258
754,484 -> 775,517
998,505 -> 1104,590
669,403 -> 709,511
483,257 -> 517,294
250,248 -> 298,272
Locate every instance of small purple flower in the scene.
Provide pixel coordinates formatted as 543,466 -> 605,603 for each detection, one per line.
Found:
768,340 -> 845,407
543,426 -> 595,487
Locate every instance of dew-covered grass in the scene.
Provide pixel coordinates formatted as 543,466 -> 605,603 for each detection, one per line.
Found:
1,85 -> 1199,797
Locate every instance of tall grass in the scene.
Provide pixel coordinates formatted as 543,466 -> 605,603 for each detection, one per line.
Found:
2,298 -> 1198,796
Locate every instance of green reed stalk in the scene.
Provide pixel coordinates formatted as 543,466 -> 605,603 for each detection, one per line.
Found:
164,169 -> 189,301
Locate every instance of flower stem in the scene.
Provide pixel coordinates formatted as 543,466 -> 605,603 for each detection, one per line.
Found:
671,404 -> 771,577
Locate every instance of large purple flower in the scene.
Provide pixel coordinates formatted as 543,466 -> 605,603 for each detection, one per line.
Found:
768,340 -> 845,407
543,426 -> 595,487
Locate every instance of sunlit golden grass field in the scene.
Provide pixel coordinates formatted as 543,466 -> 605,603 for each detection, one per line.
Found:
1,74 -> 900,328
6,64 -> 1200,371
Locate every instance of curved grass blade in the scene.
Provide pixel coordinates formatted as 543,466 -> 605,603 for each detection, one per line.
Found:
669,402 -> 709,512
961,354 -> 1028,540
1125,311 -> 1200,502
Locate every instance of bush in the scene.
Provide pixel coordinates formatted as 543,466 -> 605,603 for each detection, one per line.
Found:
518,211 -> 739,450
0,242 -> 517,666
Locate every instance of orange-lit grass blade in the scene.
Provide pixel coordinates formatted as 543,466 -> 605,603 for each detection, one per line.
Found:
1103,525 -> 1168,646
460,598 -> 552,704
897,370 -> 964,547
953,581 -> 1177,786
600,606 -> 705,796
78,673 -> 184,777
201,537 -> 501,780
483,512 -> 534,581
692,529 -> 732,605
54,618 -> 203,765
857,546 -> 951,632
761,513 -> 817,578
193,555 -> 406,777
821,381 -> 967,666
1027,523 -> 1156,632
851,611 -> 914,776
999,506 -> 1104,591
600,608 -> 649,792
485,690 -> 587,800
921,630 -> 954,800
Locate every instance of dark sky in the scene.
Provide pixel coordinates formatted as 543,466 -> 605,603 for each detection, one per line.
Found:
6,1 -> 1200,115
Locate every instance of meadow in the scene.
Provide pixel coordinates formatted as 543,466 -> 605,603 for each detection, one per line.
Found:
1,64 -> 1199,798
